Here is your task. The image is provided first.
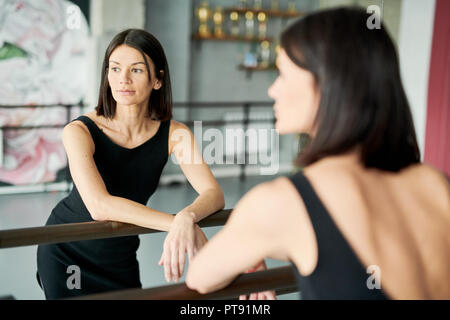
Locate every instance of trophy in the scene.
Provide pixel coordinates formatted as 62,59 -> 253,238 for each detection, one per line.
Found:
213,7 -> 225,37
274,42 -> 281,61
259,40 -> 271,67
229,10 -> 240,36
244,42 -> 258,67
257,12 -> 267,39
288,1 -> 296,12
196,1 -> 212,37
245,11 -> 255,38
275,43 -> 280,53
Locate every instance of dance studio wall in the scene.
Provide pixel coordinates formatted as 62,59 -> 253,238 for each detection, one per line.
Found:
0,0 -> 89,187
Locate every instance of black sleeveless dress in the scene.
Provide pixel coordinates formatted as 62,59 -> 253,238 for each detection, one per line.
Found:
288,171 -> 390,300
36,115 -> 170,299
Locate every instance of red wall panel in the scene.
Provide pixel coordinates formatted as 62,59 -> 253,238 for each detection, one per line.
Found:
424,0 -> 450,176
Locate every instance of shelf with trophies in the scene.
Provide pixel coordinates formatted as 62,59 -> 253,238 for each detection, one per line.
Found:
192,0 -> 304,76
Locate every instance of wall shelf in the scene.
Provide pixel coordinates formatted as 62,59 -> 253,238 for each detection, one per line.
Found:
238,64 -> 276,71
192,2 -> 304,77
238,64 -> 277,79
224,7 -> 305,18
192,33 -> 274,43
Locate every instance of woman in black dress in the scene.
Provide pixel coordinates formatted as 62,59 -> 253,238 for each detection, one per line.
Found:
186,8 -> 450,299
37,29 -> 225,299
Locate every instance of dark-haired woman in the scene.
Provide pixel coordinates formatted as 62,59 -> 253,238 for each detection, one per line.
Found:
186,7 -> 450,300
36,29 -> 224,299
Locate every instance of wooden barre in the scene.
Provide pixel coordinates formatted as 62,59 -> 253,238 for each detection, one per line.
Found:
0,209 -> 232,249
71,266 -> 298,300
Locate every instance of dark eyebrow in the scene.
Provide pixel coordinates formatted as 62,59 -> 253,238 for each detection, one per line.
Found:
109,60 -> 146,66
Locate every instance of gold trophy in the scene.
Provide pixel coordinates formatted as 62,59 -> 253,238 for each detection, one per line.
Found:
274,42 -> 281,67
260,40 -> 271,67
245,11 -> 255,38
196,1 -> 212,37
213,7 -> 225,38
257,12 -> 267,39
288,1 -> 296,12
229,10 -> 240,36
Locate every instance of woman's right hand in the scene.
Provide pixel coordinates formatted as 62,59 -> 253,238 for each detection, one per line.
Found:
193,223 -> 208,253
158,211 -> 208,283
239,261 -> 277,300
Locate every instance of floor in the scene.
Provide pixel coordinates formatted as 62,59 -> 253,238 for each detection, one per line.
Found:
0,175 -> 299,300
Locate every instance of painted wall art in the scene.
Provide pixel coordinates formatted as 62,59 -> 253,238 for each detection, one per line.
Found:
0,0 -> 89,187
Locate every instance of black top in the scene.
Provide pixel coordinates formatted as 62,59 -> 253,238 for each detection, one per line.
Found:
56,115 -> 170,224
288,171 -> 390,300
36,115 -> 170,297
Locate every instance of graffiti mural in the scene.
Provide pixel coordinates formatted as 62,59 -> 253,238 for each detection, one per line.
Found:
0,0 -> 89,186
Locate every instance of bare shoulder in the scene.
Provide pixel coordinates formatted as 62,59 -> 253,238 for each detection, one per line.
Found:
266,176 -> 315,223
63,119 -> 89,138
237,178 -> 293,211
168,120 -> 192,142
67,111 -> 96,131
62,115 -> 94,153
409,163 -> 450,210
262,176 -> 307,207
77,110 -> 98,123
169,119 -> 190,132
301,159 -> 361,192
232,177 -> 308,232
414,163 -> 449,185
168,120 -> 193,154
304,159 -> 450,215
230,177 -> 320,262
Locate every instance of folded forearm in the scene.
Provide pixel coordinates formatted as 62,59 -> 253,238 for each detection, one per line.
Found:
95,195 -> 175,232
182,188 -> 225,223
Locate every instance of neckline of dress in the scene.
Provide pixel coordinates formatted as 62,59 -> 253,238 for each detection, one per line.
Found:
81,115 -> 163,151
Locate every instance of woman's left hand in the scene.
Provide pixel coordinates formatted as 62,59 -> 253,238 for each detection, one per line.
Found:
158,211 -> 207,282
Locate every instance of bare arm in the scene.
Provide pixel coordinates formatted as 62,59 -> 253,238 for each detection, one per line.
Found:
186,180 -> 293,294
64,119 -> 225,284
169,121 -> 225,222
62,121 -> 174,230
158,121 -> 225,282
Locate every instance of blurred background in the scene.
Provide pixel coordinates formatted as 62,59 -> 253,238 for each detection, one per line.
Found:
0,0 -> 448,299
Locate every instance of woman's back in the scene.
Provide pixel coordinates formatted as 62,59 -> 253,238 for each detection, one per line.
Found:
285,155 -> 450,299
185,7 -> 448,300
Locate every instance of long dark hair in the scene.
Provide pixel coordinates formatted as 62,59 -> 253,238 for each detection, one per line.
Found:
96,29 -> 172,121
281,7 -> 420,172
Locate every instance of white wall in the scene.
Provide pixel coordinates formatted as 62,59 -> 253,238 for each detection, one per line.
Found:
146,0 -> 192,103
398,0 -> 436,160
319,0 -> 403,46
85,0 -> 146,110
